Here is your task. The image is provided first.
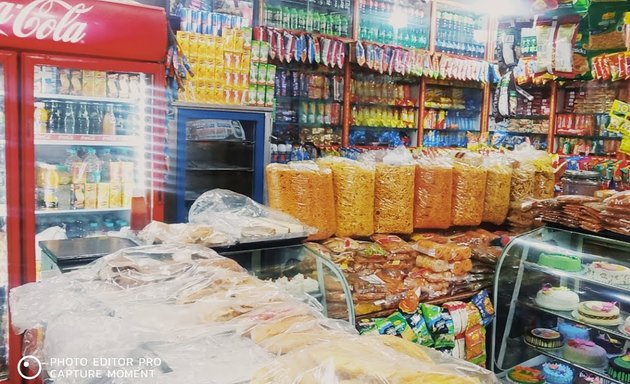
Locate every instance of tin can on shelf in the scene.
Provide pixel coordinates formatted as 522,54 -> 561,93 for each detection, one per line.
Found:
561,170 -> 601,196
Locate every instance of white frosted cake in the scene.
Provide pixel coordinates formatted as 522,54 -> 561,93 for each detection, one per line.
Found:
535,285 -> 580,311
586,262 -> 630,286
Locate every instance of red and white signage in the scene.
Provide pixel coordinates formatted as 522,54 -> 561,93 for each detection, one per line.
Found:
0,0 -> 167,61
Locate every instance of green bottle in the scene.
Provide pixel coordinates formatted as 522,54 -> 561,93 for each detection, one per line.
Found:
282,7 -> 290,29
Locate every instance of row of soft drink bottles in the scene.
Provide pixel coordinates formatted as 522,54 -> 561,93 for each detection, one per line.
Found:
37,216 -> 129,238
36,148 -> 135,210
352,76 -> 411,101
270,143 -> 318,164
35,66 -> 144,100
35,101 -> 137,136
179,8 -> 251,35
263,5 -> 351,37
423,130 -> 468,147
359,23 -> 429,50
359,0 -> 425,18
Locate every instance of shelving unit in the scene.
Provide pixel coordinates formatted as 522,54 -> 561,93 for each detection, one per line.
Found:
36,208 -> 129,215
493,227 -> 630,384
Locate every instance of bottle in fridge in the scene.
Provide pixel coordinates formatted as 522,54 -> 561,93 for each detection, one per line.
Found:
102,104 -> 116,135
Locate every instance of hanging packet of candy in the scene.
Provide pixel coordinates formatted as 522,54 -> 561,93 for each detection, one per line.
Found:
356,41 -> 366,67
314,37 -> 321,64
321,38 -> 331,67
338,41 -> 346,69
307,35 -> 315,64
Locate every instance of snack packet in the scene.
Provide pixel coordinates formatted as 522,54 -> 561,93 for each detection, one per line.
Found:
421,304 -> 455,349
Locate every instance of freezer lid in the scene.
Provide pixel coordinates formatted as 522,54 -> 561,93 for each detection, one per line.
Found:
0,0 -> 167,62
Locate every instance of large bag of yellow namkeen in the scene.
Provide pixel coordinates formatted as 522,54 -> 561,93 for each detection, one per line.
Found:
414,157 -> 453,229
317,157 -> 375,238
482,156 -> 513,226
533,152 -> 555,199
374,148 -> 415,234
452,154 -> 487,227
266,161 -> 335,241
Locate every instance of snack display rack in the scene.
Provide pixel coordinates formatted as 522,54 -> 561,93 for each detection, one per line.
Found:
492,227 -> 630,383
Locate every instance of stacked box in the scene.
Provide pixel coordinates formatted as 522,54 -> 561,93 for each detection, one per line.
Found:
248,41 -> 275,108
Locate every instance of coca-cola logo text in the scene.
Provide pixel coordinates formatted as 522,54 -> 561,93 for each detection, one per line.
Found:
0,0 -> 92,43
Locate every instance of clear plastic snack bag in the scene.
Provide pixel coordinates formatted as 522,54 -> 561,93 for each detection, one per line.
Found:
374,147 -> 415,234
266,161 -> 336,241
317,157 -> 375,238
482,156 -> 513,225
452,154 -> 487,227
414,157 -> 453,229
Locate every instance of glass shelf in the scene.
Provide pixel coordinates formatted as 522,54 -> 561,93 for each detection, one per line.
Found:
35,93 -> 138,104
36,208 -> 129,215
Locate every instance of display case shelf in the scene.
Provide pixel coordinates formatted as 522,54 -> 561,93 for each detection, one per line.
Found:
35,208 -> 129,215
351,125 -> 416,130
34,133 -> 141,147
34,93 -> 137,104
521,338 -> 622,384
554,134 -> 622,140
353,101 -> 418,109
489,131 -> 548,136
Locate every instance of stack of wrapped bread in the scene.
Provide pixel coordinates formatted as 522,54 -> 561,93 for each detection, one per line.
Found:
10,244 -> 497,383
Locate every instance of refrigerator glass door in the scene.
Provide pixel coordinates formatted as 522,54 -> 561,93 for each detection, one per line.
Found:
0,62 -> 9,380
31,64 -> 155,276
173,109 -> 267,223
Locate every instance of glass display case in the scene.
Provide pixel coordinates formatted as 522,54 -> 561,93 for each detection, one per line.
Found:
434,4 -> 486,59
218,243 -> 355,324
492,226 -> 630,383
262,0 -> 353,38
358,0 -> 431,50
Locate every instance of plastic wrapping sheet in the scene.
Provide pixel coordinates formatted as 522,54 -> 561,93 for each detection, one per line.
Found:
266,162 -> 336,241
413,158 -> 453,229
482,157 -> 513,225
11,243 -> 498,384
451,157 -> 487,227
317,157 -> 375,238
138,221 -> 233,247
187,189 -> 313,242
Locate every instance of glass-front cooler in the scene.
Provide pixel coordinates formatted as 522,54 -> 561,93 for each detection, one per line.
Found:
492,227 -> 630,383
167,105 -> 272,223
22,55 -> 165,280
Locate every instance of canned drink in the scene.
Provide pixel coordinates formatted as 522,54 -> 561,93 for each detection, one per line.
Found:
200,11 -> 210,35
191,10 -> 201,34
210,13 -> 220,36
179,8 -> 192,32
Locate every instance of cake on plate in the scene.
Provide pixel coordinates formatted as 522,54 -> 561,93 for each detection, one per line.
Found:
586,261 -> 630,287
558,321 -> 590,341
608,354 -> 630,383
575,371 -> 603,384
538,253 -> 582,272
523,328 -> 563,349
563,338 -> 607,368
593,332 -> 624,355
573,301 -> 621,326
534,285 -> 579,311
542,362 -> 573,384
506,366 -> 544,384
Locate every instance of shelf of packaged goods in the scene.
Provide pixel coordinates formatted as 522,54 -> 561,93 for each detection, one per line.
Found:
351,125 -> 416,131
424,128 -> 481,132
556,153 -> 620,160
554,134 -> 622,141
34,133 -> 141,147
505,115 -> 549,120
187,139 -> 254,145
519,299 -> 630,342
265,0 -> 351,15
522,261 -> 630,296
519,338 -> 623,384
424,78 -> 485,89
489,130 -> 548,136
358,38 -> 429,51
360,11 -> 429,28
275,96 -> 341,104
353,101 -> 418,109
274,121 -> 343,129
557,112 -> 610,115
35,207 -> 129,215
424,105 -> 468,111
186,166 -> 253,172
34,93 -> 138,104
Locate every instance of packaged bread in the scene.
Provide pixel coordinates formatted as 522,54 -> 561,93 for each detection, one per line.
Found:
266,162 -> 335,241
482,157 -> 513,225
414,157 -> 453,229
451,156 -> 487,227
413,238 -> 471,261
374,163 -> 415,234
317,157 -> 375,237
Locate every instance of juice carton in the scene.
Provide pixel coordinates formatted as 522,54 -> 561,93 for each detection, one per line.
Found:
251,41 -> 261,62
248,85 -> 258,105
250,63 -> 259,85
266,64 -> 276,86
71,184 -> 85,209
118,74 -> 130,98
256,85 -> 266,106
93,72 -> 107,97
57,185 -> 71,210
259,42 -> 270,63
59,68 -> 72,95
265,86 -> 274,108
109,161 -> 122,182
122,183 -> 134,207
177,31 -> 190,55
106,73 -> 119,98
82,71 -> 95,97
121,162 -> 134,181
84,183 -> 97,209
109,182 -> 122,208
97,183 -> 109,209
70,69 -> 83,96
242,27 -> 252,49
188,33 -> 199,58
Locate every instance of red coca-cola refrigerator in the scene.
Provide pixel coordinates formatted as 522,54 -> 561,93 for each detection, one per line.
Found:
0,0 -> 167,382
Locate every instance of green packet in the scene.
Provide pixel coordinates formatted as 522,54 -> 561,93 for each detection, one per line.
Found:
357,318 -> 381,335
421,303 -> 455,349
376,312 -> 417,343
403,309 -> 433,347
